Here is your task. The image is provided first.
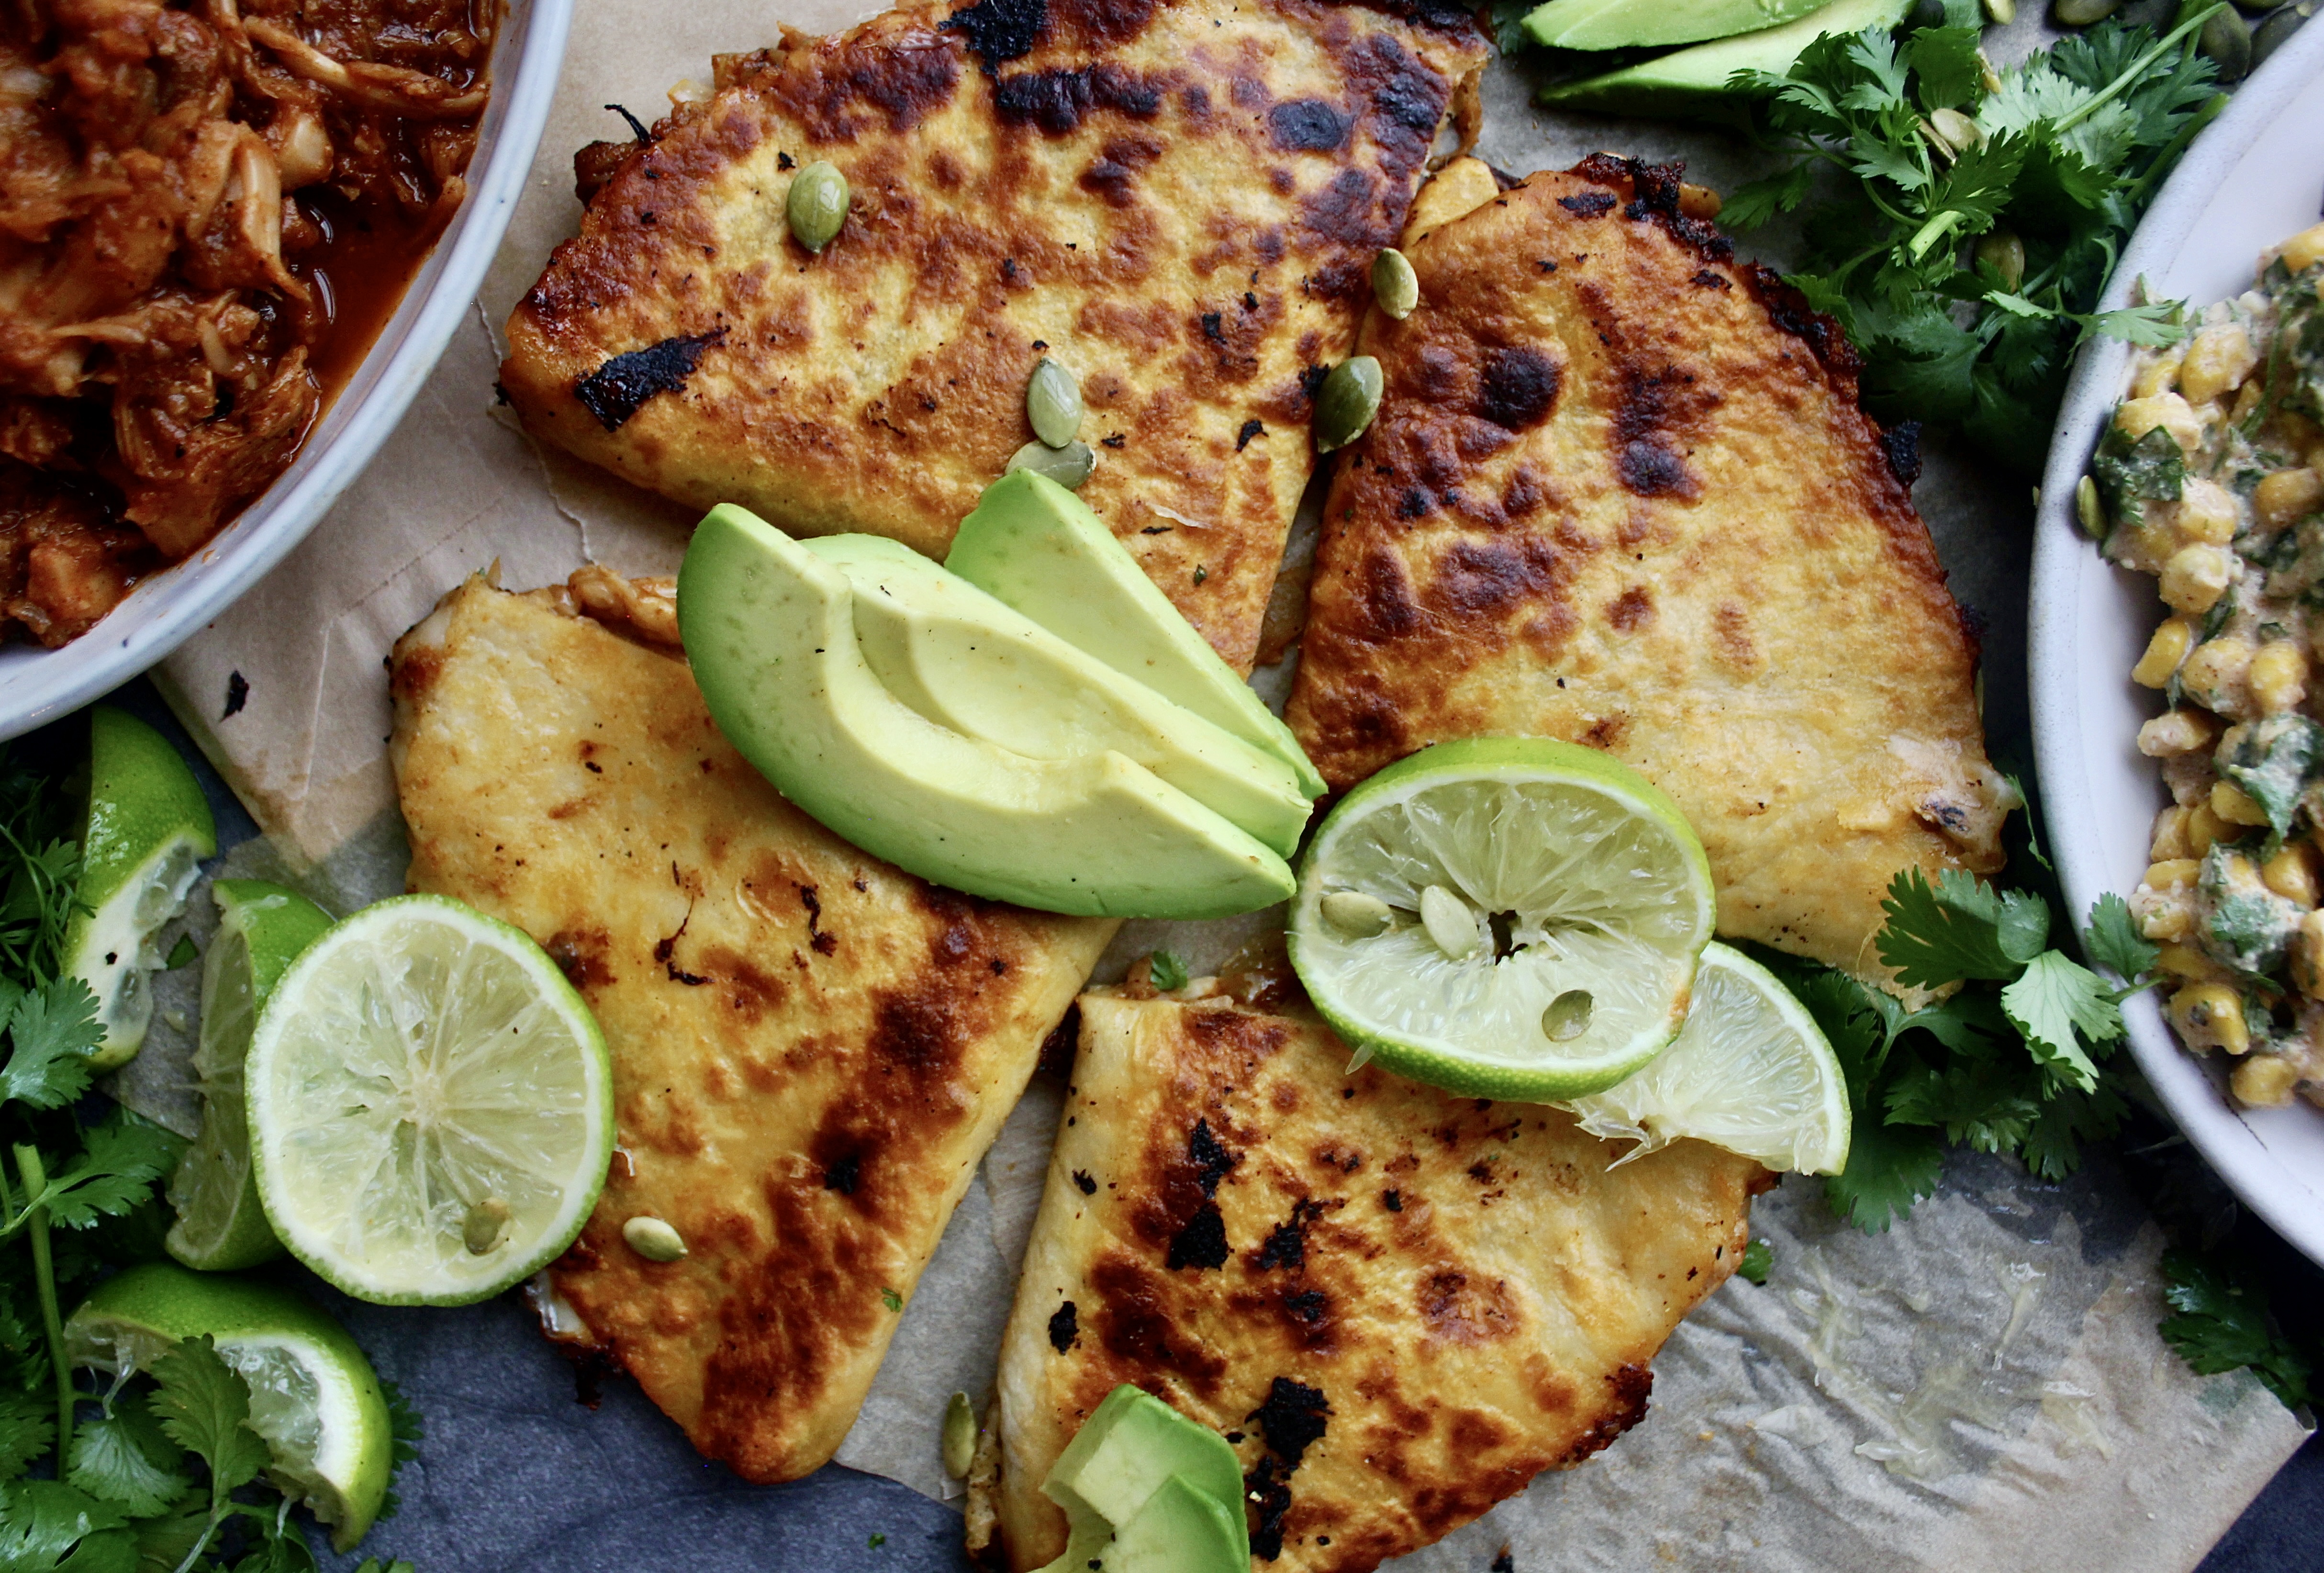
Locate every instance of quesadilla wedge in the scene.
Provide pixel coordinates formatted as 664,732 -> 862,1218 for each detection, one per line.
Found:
978,987 -> 1768,1571
501,0 -> 1489,671
389,569 -> 1113,1482
1286,157 -> 2013,980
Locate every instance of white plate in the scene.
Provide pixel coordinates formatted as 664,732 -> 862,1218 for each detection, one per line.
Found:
2030,21 -> 2324,1266
0,0 -> 574,742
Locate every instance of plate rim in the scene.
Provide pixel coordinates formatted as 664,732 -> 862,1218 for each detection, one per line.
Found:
0,0 -> 576,743
2029,19 -> 2324,1266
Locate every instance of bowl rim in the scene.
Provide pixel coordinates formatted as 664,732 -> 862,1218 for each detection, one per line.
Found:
0,0 -> 576,744
2029,19 -> 2324,1265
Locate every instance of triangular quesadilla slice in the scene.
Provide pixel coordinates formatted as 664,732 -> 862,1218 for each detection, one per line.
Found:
389,569 -> 1113,1481
978,986 -> 1767,1571
1286,157 -> 2012,977
501,0 -> 1488,670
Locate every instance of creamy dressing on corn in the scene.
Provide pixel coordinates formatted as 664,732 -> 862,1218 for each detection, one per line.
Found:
2101,221 -> 2324,1109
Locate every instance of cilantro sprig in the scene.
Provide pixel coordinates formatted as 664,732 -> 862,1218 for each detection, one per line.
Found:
1721,5 -> 2225,472
1756,869 -> 2156,1233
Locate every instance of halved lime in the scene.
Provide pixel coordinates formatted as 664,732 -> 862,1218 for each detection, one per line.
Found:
1287,737 -> 1714,1101
1564,942 -> 1852,1174
63,1262 -> 395,1551
245,895 -> 615,1306
166,880 -> 336,1272
65,707 -> 217,1071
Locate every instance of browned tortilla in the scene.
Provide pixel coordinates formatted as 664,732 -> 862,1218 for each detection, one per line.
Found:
982,990 -> 1768,1572
1286,157 -> 2012,978
388,571 -> 1113,1482
500,0 -> 1487,671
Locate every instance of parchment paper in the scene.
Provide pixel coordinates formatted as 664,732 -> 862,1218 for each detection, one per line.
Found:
138,0 -> 2312,1566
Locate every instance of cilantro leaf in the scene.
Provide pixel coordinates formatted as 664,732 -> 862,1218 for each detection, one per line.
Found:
2020,1079 -> 2127,1180
376,1378 -> 424,1523
2084,893 -> 2159,981
1736,1239 -> 1773,1285
67,1394 -> 187,1518
1,977 -> 103,1111
129,1511 -> 211,1573
1718,165 -> 1812,232
1884,1060 -> 2041,1153
41,1114 -> 182,1232
1147,951 -> 1189,992
148,1337 -> 269,1508
1825,1115 -> 1945,1233
228,1526 -> 318,1573
1877,868 -> 2022,986
0,1480 -> 130,1573
2160,1249 -> 2313,1408
2000,952 -> 2117,1089
0,1389 -> 53,1482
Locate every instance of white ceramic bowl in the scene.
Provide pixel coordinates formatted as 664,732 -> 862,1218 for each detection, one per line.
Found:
2030,21 -> 2324,1266
0,0 -> 573,742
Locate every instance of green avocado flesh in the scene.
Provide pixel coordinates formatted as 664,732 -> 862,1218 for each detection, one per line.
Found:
1096,1474 -> 1248,1573
945,472 -> 1326,799
1042,1385 -> 1248,1565
802,534 -> 1311,859
678,505 -> 1296,920
1523,0 -> 1825,50
1538,0 -> 1910,115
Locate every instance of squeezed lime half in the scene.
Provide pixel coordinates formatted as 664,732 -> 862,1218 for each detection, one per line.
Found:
1287,737 -> 1714,1101
1565,942 -> 1853,1175
245,895 -> 615,1306
65,1262 -> 395,1551
166,880 -> 335,1272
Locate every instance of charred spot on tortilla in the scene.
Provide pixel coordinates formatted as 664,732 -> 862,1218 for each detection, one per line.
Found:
1246,1456 -> 1295,1560
1880,419 -> 1924,487
573,330 -> 725,430
1475,348 -> 1560,431
943,0 -> 1049,71
1557,191 -> 1615,218
1251,1375 -> 1330,1464
1164,1201 -> 1229,1270
1047,1299 -> 1079,1352
1186,1117 -> 1239,1195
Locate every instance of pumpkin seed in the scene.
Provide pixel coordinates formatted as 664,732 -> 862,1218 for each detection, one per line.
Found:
1006,438 -> 1096,488
2254,3 -> 2313,67
786,161 -> 849,254
2075,474 -> 2105,538
1320,890 -> 1394,938
1982,0 -> 2015,22
1372,248 -> 1419,320
1920,108 -> 1984,159
2199,3 -> 2252,80
462,1196 -> 512,1255
1542,989 -> 1594,1042
1418,884 -> 1478,960
943,1391 -> 978,1478
1027,358 -> 1083,448
1974,231 -> 2026,292
623,1214 -> 688,1262
1314,356 -> 1383,453
2052,0 -> 2118,25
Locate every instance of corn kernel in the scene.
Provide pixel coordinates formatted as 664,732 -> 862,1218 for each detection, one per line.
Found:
2180,324 -> 2258,405
2139,708 -> 2220,757
2158,546 -> 2233,614
2264,843 -> 2319,907
2132,618 -> 2195,687
2213,780 -> 2271,827
2282,221 -> 2324,276
2185,801 -> 2233,855
2145,858 -> 2202,889
2232,1055 -> 2302,1106
2151,804 -> 2195,859
2157,942 -> 2224,981
2254,468 -> 2324,532
2232,380 -> 2265,426
2294,911 -> 2324,997
2142,903 -> 2194,942
2133,350 -> 2185,401
2170,982 -> 2250,1054
2179,636 -> 2251,704
2116,392 -> 2204,454
2175,479 -> 2239,546
2250,642 -> 2309,714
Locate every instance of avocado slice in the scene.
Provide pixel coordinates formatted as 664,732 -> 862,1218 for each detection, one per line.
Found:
945,473 -> 1327,799
1522,0 -> 1826,51
1098,1473 -> 1248,1573
1537,0 -> 1911,118
679,505 -> 1296,920
803,534 -> 1312,859
1042,1386 -> 1248,1565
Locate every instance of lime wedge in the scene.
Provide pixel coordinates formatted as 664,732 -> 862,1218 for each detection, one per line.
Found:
166,880 -> 335,1271
245,895 -> 615,1306
1286,737 -> 1714,1101
1564,942 -> 1853,1174
63,1261 -> 396,1551
65,707 -> 218,1071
